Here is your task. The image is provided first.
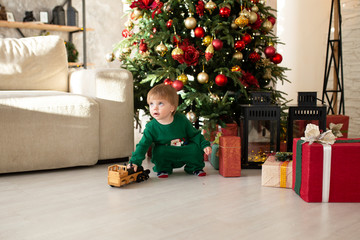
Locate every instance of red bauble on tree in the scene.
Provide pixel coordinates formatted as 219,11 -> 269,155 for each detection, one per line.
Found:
166,19 -> 173,29
241,34 -> 252,45
172,80 -> 184,91
139,39 -> 148,53
219,6 -> 231,18
194,27 -> 205,38
215,74 -> 228,86
212,39 -> 223,51
164,78 -> 173,85
234,40 -> 245,51
264,46 -> 276,58
172,35 -> 181,44
249,51 -> 261,63
271,53 -> 283,64
268,16 -> 276,25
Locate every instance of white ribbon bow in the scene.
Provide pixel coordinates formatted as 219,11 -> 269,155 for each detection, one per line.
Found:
300,123 -> 336,145
328,122 -> 343,138
300,123 -> 336,202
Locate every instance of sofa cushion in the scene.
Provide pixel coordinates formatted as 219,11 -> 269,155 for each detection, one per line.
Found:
0,36 -> 68,91
0,91 -> 99,173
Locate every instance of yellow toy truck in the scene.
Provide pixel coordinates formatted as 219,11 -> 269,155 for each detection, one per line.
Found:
108,164 -> 150,187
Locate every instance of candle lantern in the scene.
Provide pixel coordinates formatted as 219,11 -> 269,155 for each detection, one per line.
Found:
239,92 -> 281,169
286,92 -> 327,151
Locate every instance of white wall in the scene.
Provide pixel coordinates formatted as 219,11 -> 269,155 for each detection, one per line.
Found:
276,0 -> 331,104
276,0 -> 360,137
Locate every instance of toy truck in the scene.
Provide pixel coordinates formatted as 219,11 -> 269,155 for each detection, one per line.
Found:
108,164 -> 150,187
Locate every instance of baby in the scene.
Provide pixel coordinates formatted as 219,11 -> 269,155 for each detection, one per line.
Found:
128,83 -> 212,178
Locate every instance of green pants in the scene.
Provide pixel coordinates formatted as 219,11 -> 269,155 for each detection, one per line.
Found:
151,142 -> 205,174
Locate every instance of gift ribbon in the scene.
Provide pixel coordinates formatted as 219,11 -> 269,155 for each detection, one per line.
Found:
280,161 -> 290,188
322,144 -> 332,202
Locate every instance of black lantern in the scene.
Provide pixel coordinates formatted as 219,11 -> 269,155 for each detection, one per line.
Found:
239,92 -> 281,169
287,92 -> 327,151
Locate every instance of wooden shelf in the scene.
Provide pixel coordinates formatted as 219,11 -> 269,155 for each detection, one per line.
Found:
0,20 -> 94,32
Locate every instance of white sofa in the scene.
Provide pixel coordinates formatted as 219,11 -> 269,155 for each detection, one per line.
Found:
0,35 -> 134,174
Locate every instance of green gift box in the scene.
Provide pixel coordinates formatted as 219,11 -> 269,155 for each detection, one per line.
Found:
210,144 -> 219,170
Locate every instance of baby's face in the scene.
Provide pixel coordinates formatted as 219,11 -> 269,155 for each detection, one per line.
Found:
148,98 -> 175,124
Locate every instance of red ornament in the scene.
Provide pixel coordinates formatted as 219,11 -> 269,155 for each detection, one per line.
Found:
215,74 -> 228,86
219,7 -> 231,18
241,34 -> 252,45
264,46 -> 276,58
194,27 -> 205,38
249,52 -> 261,63
152,27 -> 157,33
139,39 -> 148,53
268,16 -> 276,25
122,29 -> 130,38
172,80 -> 184,91
173,35 -> 181,44
166,19 -> 173,29
271,53 -> 283,64
212,39 -> 223,51
164,78 -> 173,85
251,0 -> 259,3
240,71 -> 259,88
234,40 -> 245,51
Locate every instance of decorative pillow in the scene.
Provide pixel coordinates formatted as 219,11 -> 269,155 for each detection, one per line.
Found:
0,35 -> 68,91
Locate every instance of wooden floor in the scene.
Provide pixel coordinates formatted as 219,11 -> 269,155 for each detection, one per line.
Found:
1,159 -> 360,240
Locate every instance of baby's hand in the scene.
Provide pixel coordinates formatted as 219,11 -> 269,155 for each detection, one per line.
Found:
204,146 -> 212,155
127,163 -> 138,172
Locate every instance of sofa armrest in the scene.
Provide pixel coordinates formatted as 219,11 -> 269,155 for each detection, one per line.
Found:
69,68 -> 134,160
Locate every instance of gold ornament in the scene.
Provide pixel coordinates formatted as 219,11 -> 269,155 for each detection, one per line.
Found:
209,93 -> 220,103
171,46 -> 184,58
186,111 -> 197,123
105,52 -> 115,62
249,12 -> 258,24
197,71 -> 209,84
231,65 -> 241,72
233,51 -> 243,60
184,16 -> 197,29
205,0 -> 217,14
114,50 -> 122,60
235,15 -> 249,28
231,22 -> 238,29
262,20 -> 273,32
202,35 -> 213,46
251,5 -> 259,13
177,73 -> 188,85
155,41 -> 168,56
133,8 -> 143,20
205,44 -> 215,61
122,47 -> 132,54
240,9 -> 250,18
124,20 -> 134,30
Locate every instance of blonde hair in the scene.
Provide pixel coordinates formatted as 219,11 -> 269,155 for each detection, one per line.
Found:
147,84 -> 179,114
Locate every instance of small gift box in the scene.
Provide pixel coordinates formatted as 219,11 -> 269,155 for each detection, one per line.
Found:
293,124 -> 360,202
262,154 -> 292,188
219,136 -> 241,177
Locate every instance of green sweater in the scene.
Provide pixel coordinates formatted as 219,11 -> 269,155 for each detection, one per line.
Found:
130,113 -> 210,166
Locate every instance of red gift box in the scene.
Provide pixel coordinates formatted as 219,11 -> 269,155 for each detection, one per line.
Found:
292,138 -> 360,202
204,123 -> 238,141
219,136 -> 241,177
326,115 -> 349,138
220,123 -> 238,137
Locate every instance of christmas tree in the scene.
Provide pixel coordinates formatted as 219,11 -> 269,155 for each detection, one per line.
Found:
112,0 -> 289,134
